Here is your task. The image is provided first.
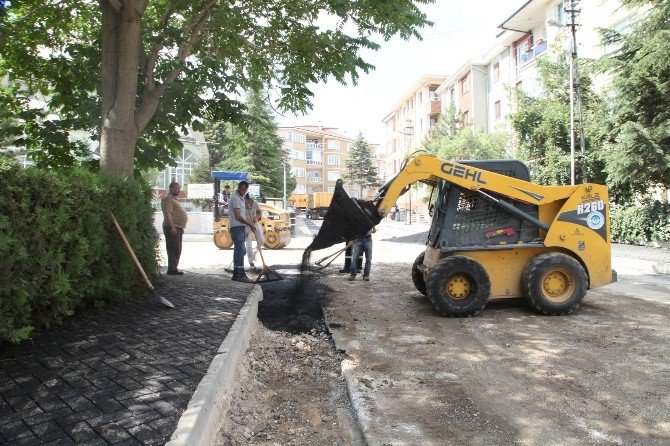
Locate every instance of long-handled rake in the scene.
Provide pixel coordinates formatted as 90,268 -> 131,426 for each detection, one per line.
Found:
253,245 -> 283,283
313,240 -> 354,270
110,212 -> 175,308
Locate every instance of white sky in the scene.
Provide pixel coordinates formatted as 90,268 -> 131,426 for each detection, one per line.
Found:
277,0 -> 522,143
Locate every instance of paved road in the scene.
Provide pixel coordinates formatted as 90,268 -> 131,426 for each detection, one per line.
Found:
0,275 -> 251,445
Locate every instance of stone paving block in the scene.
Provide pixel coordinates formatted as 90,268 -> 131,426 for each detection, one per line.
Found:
0,274 -> 250,444
62,421 -> 99,443
31,421 -> 69,443
95,422 -> 132,444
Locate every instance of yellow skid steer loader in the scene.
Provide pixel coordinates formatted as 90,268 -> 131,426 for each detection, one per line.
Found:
307,154 -> 616,317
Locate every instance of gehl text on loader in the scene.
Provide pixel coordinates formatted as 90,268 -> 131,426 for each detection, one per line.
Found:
306,154 -> 617,317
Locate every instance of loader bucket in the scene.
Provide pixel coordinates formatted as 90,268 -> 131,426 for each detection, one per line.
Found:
305,180 -> 381,253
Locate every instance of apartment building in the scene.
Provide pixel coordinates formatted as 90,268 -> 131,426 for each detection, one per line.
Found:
382,75 -> 447,177
431,0 -> 639,140
278,125 -> 354,195
436,61 -> 489,131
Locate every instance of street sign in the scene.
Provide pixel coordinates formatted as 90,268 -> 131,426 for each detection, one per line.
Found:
249,183 -> 261,198
187,183 -> 214,199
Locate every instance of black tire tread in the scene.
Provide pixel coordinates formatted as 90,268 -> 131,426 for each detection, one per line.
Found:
522,252 -> 588,316
427,256 -> 491,317
412,252 -> 427,296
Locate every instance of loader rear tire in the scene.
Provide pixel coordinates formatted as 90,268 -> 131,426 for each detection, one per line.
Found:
213,230 -> 233,249
522,252 -> 587,315
412,253 -> 427,296
427,256 -> 490,317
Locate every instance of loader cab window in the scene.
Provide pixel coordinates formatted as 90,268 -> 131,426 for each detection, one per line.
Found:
428,181 -> 451,247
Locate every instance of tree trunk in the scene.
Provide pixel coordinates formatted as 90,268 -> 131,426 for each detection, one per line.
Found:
99,0 -> 142,177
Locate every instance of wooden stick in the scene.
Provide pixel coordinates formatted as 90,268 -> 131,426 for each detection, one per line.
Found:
110,211 -> 154,291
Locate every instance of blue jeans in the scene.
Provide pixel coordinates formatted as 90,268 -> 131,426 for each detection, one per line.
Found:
230,226 -> 247,276
350,236 -> 372,277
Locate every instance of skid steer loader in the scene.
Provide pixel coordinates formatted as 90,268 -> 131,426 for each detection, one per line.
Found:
306,154 -> 616,317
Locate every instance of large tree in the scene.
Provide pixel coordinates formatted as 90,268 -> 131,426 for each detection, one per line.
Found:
344,132 -> 379,197
509,41 -> 604,186
597,0 -> 670,202
422,104 -> 509,161
0,0 -> 431,176
203,89 -> 296,198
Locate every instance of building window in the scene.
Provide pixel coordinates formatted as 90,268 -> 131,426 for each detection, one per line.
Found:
294,184 -> 306,194
555,1 -> 565,24
292,167 -> 306,177
161,148 -> 198,189
461,111 -> 469,126
492,62 -> 500,83
418,92 -> 422,103
450,88 -> 455,103
327,187 -> 335,193
327,171 -> 340,181
328,140 -> 340,150
494,101 -> 501,120
293,150 -> 306,160
328,155 -> 340,166
460,75 -> 469,95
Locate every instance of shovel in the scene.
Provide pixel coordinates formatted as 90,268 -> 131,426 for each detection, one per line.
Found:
110,212 -> 175,308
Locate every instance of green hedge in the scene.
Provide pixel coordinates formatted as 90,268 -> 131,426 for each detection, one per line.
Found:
0,161 -> 158,343
610,202 -> 670,245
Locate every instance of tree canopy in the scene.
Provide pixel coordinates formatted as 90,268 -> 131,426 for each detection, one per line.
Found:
0,0 -> 432,176
510,41 -> 604,187
596,0 -> 670,201
191,89 -> 295,198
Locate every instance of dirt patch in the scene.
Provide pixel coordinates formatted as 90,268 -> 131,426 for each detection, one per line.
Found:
216,271 -> 364,445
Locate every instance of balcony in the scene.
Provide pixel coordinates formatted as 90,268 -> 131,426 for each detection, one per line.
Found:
307,159 -> 323,165
307,176 -> 322,183
518,39 -> 548,70
307,142 -> 324,150
425,97 -> 441,116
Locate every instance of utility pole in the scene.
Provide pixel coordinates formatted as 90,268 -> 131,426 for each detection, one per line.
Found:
565,0 -> 587,185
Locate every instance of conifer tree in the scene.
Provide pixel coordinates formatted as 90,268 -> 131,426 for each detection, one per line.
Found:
344,132 -> 379,197
206,90 -> 295,198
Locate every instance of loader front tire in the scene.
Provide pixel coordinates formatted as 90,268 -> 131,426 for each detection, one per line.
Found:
412,252 -> 427,296
522,253 -> 587,315
427,256 -> 490,317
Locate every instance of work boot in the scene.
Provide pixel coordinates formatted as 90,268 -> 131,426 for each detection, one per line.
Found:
232,275 -> 253,283
167,270 -> 184,275
348,274 -> 356,281
363,276 -> 370,281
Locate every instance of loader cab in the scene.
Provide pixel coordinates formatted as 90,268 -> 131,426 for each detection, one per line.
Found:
428,160 -> 541,251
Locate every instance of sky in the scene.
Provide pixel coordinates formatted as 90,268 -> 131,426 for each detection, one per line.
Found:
277,0 -> 522,144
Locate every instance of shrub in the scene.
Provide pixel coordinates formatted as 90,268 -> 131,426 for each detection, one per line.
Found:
610,202 -> 670,245
0,160 -> 158,343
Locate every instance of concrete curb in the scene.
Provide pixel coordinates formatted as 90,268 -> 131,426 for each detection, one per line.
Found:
166,285 -> 263,446
612,256 -> 670,276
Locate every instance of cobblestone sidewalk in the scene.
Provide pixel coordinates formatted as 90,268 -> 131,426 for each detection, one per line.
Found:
0,274 -> 253,445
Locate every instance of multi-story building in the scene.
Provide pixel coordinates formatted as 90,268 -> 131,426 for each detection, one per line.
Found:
382,75 -> 447,177
436,61 -> 489,131
278,125 -> 355,195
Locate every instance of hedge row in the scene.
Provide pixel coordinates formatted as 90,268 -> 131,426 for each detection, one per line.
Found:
0,161 -> 158,343
610,202 -> 670,245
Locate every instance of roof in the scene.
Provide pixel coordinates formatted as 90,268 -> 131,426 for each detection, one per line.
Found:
277,125 -> 355,141
390,74 -> 449,112
211,171 -> 250,181
498,0 -> 546,33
